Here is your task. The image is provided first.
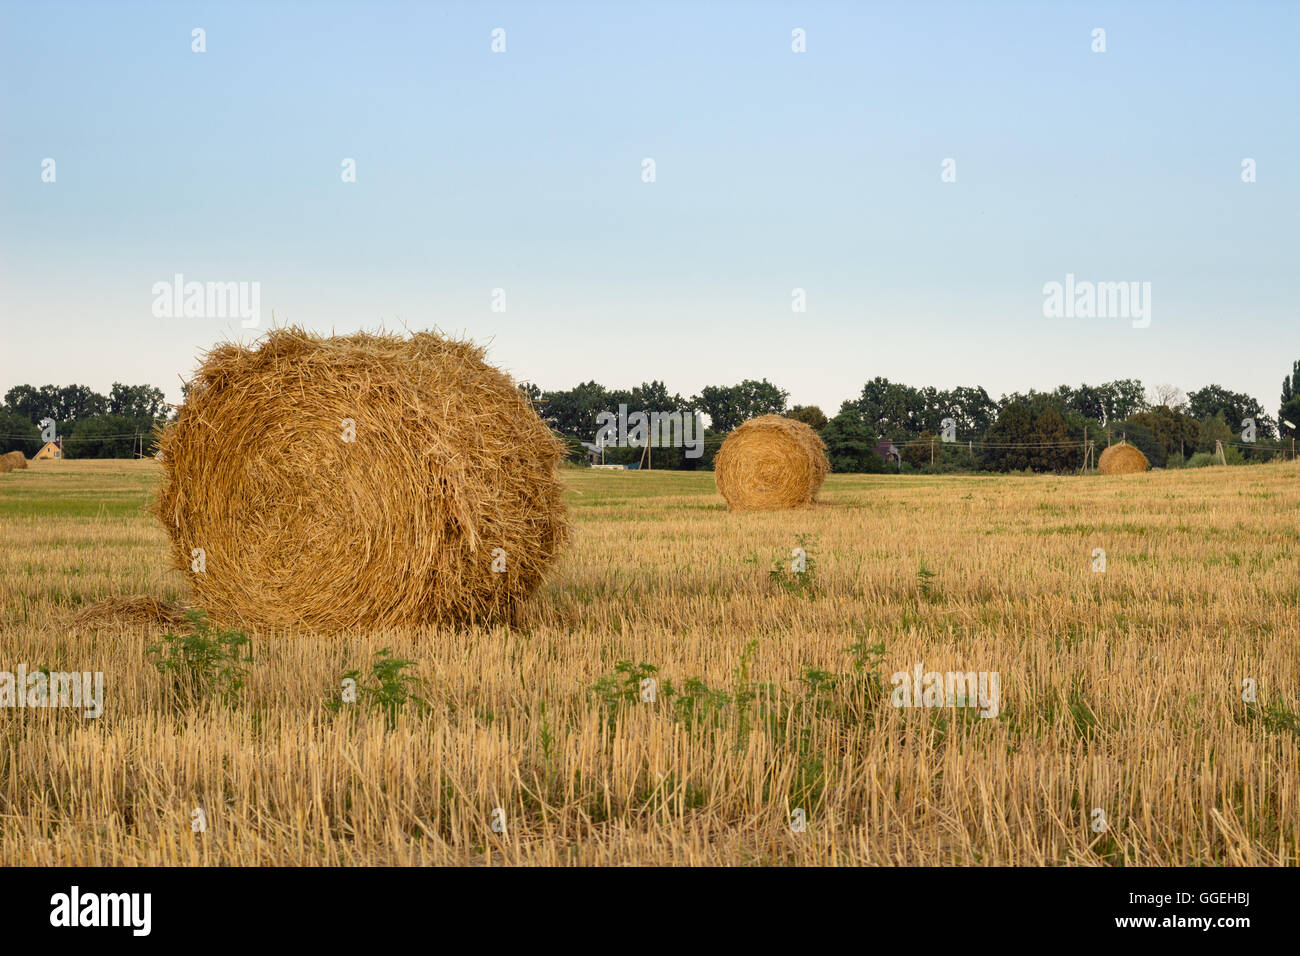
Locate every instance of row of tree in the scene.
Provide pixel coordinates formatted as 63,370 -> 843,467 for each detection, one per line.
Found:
0,384 -> 168,458
525,363 -> 1299,473
3,362 -> 1297,471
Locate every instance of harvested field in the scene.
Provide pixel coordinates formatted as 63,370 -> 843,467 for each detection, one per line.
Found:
1,458 -> 1298,865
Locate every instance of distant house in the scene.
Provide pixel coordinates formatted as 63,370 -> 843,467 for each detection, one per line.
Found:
34,440 -> 63,460
876,439 -> 900,464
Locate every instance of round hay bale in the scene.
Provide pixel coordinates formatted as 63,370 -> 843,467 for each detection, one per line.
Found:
0,456 -> 12,474
714,414 -> 829,510
3,450 -> 28,469
155,327 -> 569,630
1098,441 -> 1149,475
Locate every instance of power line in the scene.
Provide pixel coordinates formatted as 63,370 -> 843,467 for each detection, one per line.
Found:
0,432 -> 150,442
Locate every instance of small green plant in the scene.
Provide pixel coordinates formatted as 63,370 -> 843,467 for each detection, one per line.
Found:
843,636 -> 888,709
537,700 -> 557,782
799,667 -> 840,699
845,636 -> 887,675
672,676 -> 730,726
797,636 -> 887,719
731,640 -> 779,747
1240,699 -> 1300,739
916,562 -> 939,602
147,609 -> 252,710
328,648 -> 430,728
591,660 -> 674,707
1068,687 -> 1100,743
770,535 -> 818,597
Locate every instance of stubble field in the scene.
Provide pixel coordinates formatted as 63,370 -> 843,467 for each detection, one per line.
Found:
1,458 -> 1297,865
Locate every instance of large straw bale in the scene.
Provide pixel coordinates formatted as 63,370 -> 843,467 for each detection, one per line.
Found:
2,450 -> 27,469
1098,441 -> 1149,475
714,414 -> 829,510
154,327 -> 568,630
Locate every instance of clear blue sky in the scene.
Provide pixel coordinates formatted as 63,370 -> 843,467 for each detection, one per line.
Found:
2,1 -> 1297,417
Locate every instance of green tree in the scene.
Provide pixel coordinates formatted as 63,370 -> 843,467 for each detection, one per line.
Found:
1114,419 -> 1166,468
3,383 -> 107,425
3,384 -> 44,423
629,380 -> 685,413
694,379 -> 787,433
787,405 -> 827,431
944,385 -> 997,437
1196,413 -> 1235,454
108,383 -> 167,419
1061,382 -> 1107,422
1129,405 -> 1200,461
1280,360 -> 1300,438
854,377 -> 925,439
538,381 -> 616,446
1099,379 -> 1148,423
902,430 -> 934,468
65,414 -> 143,458
1031,407 -> 1078,472
980,403 -> 1034,471
1188,385 -> 1276,440
0,408 -> 41,455
820,405 -> 883,473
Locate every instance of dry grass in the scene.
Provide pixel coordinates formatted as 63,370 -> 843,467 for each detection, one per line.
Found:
1,457 -> 1298,865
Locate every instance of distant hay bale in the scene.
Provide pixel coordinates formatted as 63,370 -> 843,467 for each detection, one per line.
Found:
154,327 -> 569,631
72,595 -> 190,630
0,456 -> 11,474
3,450 -> 27,469
714,414 -> 829,510
1098,441 -> 1149,475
